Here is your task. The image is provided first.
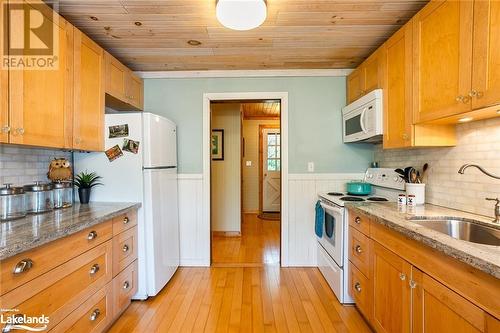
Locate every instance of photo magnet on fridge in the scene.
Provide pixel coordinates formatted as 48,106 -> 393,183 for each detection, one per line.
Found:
109,124 -> 129,138
105,145 -> 124,162
123,139 -> 140,154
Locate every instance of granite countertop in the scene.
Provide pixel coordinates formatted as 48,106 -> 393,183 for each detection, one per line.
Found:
0,202 -> 141,261
346,202 -> 500,279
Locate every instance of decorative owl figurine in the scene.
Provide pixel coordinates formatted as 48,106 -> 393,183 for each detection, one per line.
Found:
47,158 -> 73,182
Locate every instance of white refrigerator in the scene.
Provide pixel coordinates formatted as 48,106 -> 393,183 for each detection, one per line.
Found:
74,112 -> 179,299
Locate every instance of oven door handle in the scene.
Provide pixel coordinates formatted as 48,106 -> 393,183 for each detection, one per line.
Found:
360,107 -> 368,133
320,202 -> 344,216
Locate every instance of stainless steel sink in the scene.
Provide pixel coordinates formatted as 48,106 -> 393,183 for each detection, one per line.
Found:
407,217 -> 500,246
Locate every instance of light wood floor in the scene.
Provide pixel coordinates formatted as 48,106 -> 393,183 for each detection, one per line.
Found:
108,266 -> 371,332
212,214 -> 280,266
108,213 -> 371,332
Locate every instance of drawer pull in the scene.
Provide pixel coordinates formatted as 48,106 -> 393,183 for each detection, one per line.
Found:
355,245 -> 363,254
13,259 -> 33,274
122,244 -> 130,253
123,216 -> 130,224
355,217 -> 361,224
87,231 -> 98,240
399,273 -> 406,281
123,281 -> 130,290
354,282 -> 362,293
89,309 -> 101,321
89,264 -> 100,275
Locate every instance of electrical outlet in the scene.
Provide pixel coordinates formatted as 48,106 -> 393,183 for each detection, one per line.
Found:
308,162 -> 315,172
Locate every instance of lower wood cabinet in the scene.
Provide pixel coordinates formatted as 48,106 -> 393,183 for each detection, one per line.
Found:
347,208 -> 500,332
0,209 -> 139,333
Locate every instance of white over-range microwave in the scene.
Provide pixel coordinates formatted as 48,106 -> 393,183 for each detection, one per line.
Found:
342,89 -> 383,143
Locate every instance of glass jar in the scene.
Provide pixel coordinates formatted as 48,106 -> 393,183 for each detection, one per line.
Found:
53,182 -> 73,209
0,184 -> 27,221
23,182 -> 54,214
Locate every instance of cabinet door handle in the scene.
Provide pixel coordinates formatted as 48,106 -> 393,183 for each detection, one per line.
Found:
354,282 -> 362,293
89,264 -> 100,275
456,95 -> 470,104
355,217 -> 361,224
123,216 -> 130,224
122,244 -> 130,252
469,90 -> 483,98
1,125 -> 10,133
89,309 -> 100,321
399,273 -> 406,281
13,259 -> 33,274
355,245 -> 363,254
123,281 -> 130,290
409,280 -> 417,289
87,230 -> 98,240
13,128 -> 24,136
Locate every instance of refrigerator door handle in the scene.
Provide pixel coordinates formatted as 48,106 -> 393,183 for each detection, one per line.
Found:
143,166 -> 177,170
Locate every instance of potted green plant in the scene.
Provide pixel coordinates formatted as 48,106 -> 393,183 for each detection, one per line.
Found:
74,171 -> 103,204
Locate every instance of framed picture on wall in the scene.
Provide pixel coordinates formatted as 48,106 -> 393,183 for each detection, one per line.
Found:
211,129 -> 224,161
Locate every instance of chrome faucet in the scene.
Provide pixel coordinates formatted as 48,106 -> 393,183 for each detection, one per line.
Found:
486,198 -> 500,224
458,164 -> 500,223
458,164 -> 500,179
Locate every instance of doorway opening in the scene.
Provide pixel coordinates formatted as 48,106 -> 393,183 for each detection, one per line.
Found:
210,100 -> 281,267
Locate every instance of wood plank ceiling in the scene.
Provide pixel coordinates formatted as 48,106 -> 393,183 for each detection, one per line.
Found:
242,102 -> 280,119
54,0 -> 429,71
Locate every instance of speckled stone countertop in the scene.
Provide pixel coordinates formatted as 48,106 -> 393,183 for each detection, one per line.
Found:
0,202 -> 141,261
346,202 -> 500,279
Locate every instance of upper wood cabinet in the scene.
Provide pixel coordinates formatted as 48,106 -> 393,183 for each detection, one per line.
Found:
413,0 -> 474,123
471,0 -> 500,110
346,47 -> 384,104
372,241 -> 412,333
73,29 -> 104,152
104,52 -> 144,111
8,9 -> 73,149
0,68 -> 7,144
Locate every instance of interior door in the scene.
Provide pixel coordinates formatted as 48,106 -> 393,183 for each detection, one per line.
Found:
262,128 -> 281,212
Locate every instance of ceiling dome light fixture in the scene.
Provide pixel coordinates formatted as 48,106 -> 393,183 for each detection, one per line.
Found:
216,0 -> 267,31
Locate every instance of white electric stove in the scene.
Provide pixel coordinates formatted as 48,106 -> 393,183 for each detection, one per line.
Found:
316,168 -> 405,304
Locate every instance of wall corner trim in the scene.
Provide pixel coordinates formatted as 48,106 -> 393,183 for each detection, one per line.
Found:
136,69 -> 353,79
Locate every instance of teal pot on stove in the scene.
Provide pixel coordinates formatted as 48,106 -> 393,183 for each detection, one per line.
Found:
346,181 -> 372,196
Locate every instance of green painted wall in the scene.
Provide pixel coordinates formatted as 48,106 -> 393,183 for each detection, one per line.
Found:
145,77 -> 374,174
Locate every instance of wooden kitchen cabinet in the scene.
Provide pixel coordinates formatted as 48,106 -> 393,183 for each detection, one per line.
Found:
0,67 -> 7,143
471,0 -> 500,111
73,28 -> 104,151
104,52 -> 143,111
412,0 -> 474,123
346,47 -> 384,104
412,267 -> 495,333
372,241 -> 411,333
383,21 -> 456,149
8,9 -> 73,148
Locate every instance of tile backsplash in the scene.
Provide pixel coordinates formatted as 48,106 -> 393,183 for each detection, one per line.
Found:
375,117 -> 500,218
0,146 -> 71,187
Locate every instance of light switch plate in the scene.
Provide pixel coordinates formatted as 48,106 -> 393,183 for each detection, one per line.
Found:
308,162 -> 314,172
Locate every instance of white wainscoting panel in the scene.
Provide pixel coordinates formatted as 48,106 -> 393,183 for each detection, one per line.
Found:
177,174 -> 209,266
178,173 -> 364,267
286,173 -> 365,267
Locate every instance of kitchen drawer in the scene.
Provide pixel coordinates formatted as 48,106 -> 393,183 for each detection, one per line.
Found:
49,282 -> 113,333
0,220 -> 112,296
113,226 -> 138,276
113,260 -> 138,317
348,210 -> 371,236
349,227 -> 371,277
349,261 -> 372,322
0,241 -> 113,332
112,209 -> 137,236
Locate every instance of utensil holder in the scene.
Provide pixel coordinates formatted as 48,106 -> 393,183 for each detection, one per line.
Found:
406,183 -> 425,205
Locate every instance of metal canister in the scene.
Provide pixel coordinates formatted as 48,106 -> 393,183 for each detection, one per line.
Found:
0,184 -> 27,221
23,182 -> 54,214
